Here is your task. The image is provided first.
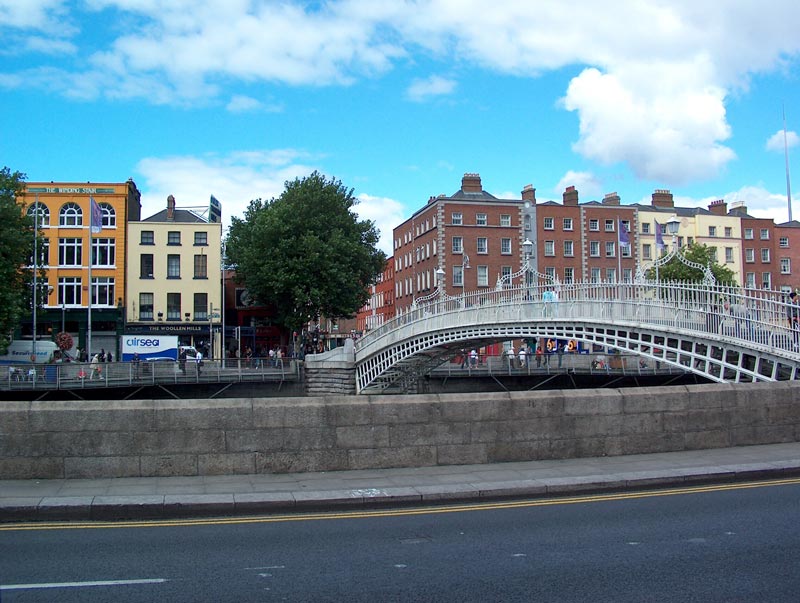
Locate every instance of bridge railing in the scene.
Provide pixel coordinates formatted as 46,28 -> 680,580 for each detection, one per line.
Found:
1,358 -> 301,392
356,280 -> 799,357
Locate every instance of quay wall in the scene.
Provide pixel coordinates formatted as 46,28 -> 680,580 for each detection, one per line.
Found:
2,382 -> 799,479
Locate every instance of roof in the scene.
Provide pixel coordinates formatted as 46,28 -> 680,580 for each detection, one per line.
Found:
449,189 -> 498,201
142,209 -> 208,223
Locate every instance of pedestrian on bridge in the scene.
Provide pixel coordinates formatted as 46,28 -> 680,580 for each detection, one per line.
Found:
518,346 -> 526,368
535,345 -> 543,368
724,300 -> 752,339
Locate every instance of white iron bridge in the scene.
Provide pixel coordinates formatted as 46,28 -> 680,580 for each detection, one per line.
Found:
354,280 -> 800,394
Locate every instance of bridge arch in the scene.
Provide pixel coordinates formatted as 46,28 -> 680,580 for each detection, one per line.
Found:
355,282 -> 800,394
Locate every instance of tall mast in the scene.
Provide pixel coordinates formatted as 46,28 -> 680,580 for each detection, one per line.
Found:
784,104 -> 793,222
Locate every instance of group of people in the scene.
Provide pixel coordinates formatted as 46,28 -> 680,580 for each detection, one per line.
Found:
240,345 -> 284,368
76,348 -> 113,380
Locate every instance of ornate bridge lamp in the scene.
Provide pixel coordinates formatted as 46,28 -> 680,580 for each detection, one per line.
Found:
495,238 -> 557,296
459,251 -> 470,307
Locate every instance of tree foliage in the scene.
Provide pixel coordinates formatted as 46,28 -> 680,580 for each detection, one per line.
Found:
0,167 -> 34,353
225,172 -> 386,332
646,243 -> 737,285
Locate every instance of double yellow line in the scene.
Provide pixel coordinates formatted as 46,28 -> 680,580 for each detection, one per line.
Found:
3,476 -> 799,532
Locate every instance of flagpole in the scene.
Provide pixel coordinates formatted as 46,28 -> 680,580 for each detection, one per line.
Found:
87,197 -> 94,358
87,222 -> 92,360
32,194 -> 39,362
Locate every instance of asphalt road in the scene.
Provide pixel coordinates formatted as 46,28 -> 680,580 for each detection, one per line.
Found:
2,479 -> 799,602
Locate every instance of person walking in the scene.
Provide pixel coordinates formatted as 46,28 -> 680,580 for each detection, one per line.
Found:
195,350 -> 203,375
518,346 -> 526,368
89,353 -> 100,380
132,352 -> 140,379
535,345 -> 543,368
557,343 -> 564,369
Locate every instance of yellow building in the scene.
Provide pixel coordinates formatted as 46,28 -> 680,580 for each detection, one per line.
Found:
19,180 -> 142,358
634,191 -> 743,285
126,195 -> 223,358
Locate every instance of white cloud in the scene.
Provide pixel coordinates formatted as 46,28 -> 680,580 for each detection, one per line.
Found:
766,130 -> 800,152
354,193 -> 406,255
562,66 -> 736,184
672,185 -> 795,222
554,170 -> 602,200
135,150 -> 317,234
0,0 -> 68,29
225,95 -> 262,113
723,185 -> 793,220
134,149 -> 401,254
406,75 -> 456,102
5,1 -> 800,188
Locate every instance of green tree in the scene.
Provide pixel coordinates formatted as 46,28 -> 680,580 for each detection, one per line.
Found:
225,171 -> 386,335
646,243 -> 737,285
0,167 -> 35,353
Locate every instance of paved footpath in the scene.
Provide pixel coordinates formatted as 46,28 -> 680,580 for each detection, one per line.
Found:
3,442 -> 800,522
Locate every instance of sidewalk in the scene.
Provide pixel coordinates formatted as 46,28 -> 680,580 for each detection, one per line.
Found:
3,442 -> 800,522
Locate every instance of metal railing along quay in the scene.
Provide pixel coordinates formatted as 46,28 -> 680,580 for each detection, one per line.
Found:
2,358 -> 301,392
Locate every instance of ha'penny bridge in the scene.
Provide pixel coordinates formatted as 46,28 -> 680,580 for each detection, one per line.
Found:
353,278 -> 800,394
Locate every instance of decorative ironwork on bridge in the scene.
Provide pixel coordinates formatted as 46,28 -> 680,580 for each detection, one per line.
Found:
355,280 -> 800,394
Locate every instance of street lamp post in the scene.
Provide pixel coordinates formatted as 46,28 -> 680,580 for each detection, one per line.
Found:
666,215 -> 680,251
522,238 -> 533,298
460,251 -> 470,306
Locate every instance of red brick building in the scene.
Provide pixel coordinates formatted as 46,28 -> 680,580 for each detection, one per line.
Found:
393,173 -> 532,312
536,187 -> 637,283
356,257 -> 395,333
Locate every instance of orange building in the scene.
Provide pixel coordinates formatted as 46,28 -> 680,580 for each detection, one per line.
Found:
18,180 -> 142,358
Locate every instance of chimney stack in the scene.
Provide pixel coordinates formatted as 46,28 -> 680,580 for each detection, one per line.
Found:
708,199 -> 728,215
602,192 -> 621,205
167,194 -> 175,221
563,186 -> 579,206
461,173 -> 482,193
521,184 -> 536,202
651,189 -> 674,208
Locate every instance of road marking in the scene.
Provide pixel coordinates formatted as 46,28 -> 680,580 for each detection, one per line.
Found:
0,578 -> 168,591
3,476 -> 800,532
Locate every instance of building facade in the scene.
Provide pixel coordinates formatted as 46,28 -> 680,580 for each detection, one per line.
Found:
393,173 -> 533,313
356,257 -> 395,333
125,195 -> 223,358
18,180 -> 142,359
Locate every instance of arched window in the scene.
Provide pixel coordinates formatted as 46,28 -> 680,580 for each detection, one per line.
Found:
59,203 -> 83,227
26,204 -> 50,227
99,203 -> 116,228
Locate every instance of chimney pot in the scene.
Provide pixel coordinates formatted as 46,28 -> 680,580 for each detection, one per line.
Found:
461,173 -> 482,193
563,186 -> 579,206
521,184 -> 536,202
651,189 -> 674,208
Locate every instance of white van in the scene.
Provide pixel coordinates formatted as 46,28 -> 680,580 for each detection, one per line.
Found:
179,345 -> 199,359
0,340 -> 59,365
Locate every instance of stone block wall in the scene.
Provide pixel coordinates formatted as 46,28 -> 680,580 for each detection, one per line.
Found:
2,381 -> 800,479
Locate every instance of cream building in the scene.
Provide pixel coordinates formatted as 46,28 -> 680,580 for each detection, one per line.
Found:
126,195 -> 223,358
634,192 -> 743,285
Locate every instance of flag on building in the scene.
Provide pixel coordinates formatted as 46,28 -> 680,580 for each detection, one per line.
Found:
654,220 -> 665,251
90,196 -> 103,234
618,219 -> 630,246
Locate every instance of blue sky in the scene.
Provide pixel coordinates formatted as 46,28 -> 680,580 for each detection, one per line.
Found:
2,0 -> 800,255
